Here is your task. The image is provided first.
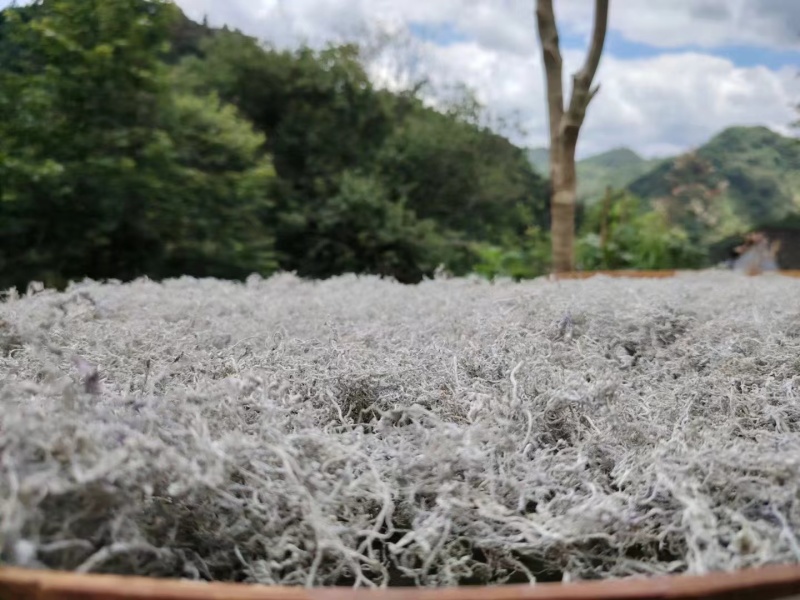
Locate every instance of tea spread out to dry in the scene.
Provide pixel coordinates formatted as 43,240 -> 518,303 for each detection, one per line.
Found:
1,272 -> 799,587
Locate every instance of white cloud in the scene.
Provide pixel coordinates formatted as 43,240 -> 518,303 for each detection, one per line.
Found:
584,54 -> 799,156
556,0 -> 800,51
388,39 -> 799,157
3,0 -> 798,52
430,0 -> 800,54
171,0 -> 800,158
176,0 -> 800,55
4,0 -> 796,156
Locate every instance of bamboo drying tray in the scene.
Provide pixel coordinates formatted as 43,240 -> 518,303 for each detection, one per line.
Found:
2,563 -> 800,600
3,269 -> 800,600
551,269 -> 800,280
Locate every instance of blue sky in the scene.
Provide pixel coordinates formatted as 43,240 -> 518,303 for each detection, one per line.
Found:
409,22 -> 470,47
580,31 -> 800,70
408,20 -> 800,70
388,1 -> 800,156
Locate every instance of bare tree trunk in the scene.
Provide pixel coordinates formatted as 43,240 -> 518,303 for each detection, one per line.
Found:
535,0 -> 609,273
551,149 -> 577,271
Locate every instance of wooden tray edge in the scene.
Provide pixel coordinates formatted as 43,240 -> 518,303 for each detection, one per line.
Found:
549,269 -> 800,280
2,563 -> 800,600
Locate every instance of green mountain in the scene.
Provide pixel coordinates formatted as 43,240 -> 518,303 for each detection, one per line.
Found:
581,147 -> 644,170
527,146 -> 661,203
578,148 -> 663,203
531,127 -> 800,244
628,126 -> 800,239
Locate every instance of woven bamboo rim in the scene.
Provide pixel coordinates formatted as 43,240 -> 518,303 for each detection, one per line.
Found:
3,269 -> 800,600
2,563 -> 800,600
550,269 -> 800,280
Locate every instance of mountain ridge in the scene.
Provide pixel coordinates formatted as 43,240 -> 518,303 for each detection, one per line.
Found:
529,126 -> 800,239
526,145 -> 663,203
628,125 -> 800,237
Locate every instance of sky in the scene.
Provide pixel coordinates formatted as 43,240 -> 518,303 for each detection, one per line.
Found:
4,0 -> 799,158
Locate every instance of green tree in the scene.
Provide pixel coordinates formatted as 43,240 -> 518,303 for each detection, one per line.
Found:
173,35 -> 397,273
576,189 -> 705,270
153,92 -> 277,279
1,3 -> 551,288
374,108 -> 549,245
303,171 -> 451,282
0,0 -> 175,287
471,227 -> 552,281
0,0 -> 276,289
174,30 -> 550,280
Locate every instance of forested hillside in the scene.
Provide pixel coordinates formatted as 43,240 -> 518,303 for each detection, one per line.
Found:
528,147 -> 661,204
578,148 -> 663,203
534,125 -> 800,270
629,126 -> 800,242
2,1 -> 797,288
531,126 -> 799,234
0,0 -> 548,290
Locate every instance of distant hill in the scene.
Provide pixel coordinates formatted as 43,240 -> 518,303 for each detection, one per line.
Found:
579,148 -> 663,203
628,126 -> 800,240
530,126 -> 800,246
526,146 -> 661,203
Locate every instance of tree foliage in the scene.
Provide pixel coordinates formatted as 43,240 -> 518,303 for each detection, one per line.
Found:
2,1 -> 719,290
577,189 -> 705,270
173,29 -> 549,282
628,127 -> 800,247
152,91 -> 278,279
0,0 -> 276,290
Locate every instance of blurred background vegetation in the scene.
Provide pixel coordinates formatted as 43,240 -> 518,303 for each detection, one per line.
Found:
1,0 -> 798,290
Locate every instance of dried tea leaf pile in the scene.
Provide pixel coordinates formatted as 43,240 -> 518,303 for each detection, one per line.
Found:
1,272 -> 799,586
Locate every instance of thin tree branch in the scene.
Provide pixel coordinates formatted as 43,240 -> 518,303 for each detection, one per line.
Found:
579,0 -> 609,86
535,0 -> 565,162
563,0 -> 609,144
